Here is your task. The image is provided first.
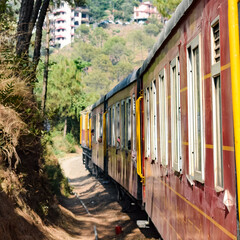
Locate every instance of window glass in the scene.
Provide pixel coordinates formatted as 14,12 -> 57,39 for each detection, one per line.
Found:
159,70 -> 168,165
145,88 -> 150,157
112,107 -> 115,146
213,76 -> 223,188
171,57 -> 182,172
187,36 -> 203,181
92,115 -> 96,143
132,95 -> 136,151
116,103 -> 120,143
211,18 -> 223,190
121,101 -> 125,148
99,113 -> 103,138
126,98 -> 131,150
108,108 -> 111,146
152,81 -> 157,161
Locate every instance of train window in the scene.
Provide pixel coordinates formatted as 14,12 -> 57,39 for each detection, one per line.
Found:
171,57 -> 182,172
212,75 -> 223,190
108,108 -> 111,146
159,69 -> 168,166
211,18 -> 220,64
116,103 -> 120,144
121,100 -> 125,148
99,113 -> 103,138
92,115 -> 96,143
112,106 -> 115,146
144,87 -> 150,157
187,35 -> 204,182
211,18 -> 223,190
126,98 -> 131,150
151,80 -> 157,161
132,95 -> 136,151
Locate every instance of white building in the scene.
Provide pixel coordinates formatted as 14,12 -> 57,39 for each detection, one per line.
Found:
49,2 -> 90,48
134,1 -> 161,22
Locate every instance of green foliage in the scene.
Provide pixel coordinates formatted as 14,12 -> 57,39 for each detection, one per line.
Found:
114,60 -> 133,82
44,164 -> 72,196
75,24 -> 90,42
42,130 -> 77,197
103,36 -> 129,65
86,0 -> 140,22
86,0 -> 110,21
130,29 -> 155,52
144,23 -> 161,36
110,0 -> 140,22
90,27 -> 109,48
153,0 -> 182,17
73,42 -> 100,62
36,57 -> 87,121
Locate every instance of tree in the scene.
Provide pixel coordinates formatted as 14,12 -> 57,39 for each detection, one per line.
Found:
16,0 -> 86,65
114,60 -> 133,82
153,0 -> 182,18
90,27 -> 109,48
103,36 -> 129,65
144,23 -> 160,36
73,42 -> 100,62
75,24 -> 90,42
110,0 -> 139,22
37,57 -> 88,135
87,0 -> 110,22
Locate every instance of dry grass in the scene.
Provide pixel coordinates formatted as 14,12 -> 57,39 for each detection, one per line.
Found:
0,105 -> 26,168
0,31 -> 34,168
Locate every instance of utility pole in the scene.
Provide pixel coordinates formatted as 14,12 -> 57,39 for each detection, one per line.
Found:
41,8 -> 50,116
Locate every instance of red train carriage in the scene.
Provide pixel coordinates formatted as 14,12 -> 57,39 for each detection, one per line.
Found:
80,0 -> 240,238
137,0 -> 239,238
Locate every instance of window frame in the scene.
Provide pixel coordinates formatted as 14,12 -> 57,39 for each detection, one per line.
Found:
132,94 -> 136,151
121,100 -> 126,149
116,102 -> 120,143
211,17 -> 223,191
151,80 -> 158,161
108,107 -> 111,146
112,106 -> 115,146
159,68 -> 168,166
99,113 -> 103,138
144,87 -> 150,157
187,34 -> 205,182
170,57 -> 182,172
126,97 -> 132,150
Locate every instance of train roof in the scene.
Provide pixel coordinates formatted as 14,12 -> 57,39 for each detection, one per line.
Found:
90,0 -> 196,110
91,95 -> 105,110
139,0 -> 195,76
105,69 -> 139,101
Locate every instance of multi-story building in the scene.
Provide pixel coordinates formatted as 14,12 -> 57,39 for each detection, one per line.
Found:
49,2 -> 90,48
134,1 -> 161,22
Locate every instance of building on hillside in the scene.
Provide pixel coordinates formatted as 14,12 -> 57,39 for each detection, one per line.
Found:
49,2 -> 90,48
134,1 -> 161,22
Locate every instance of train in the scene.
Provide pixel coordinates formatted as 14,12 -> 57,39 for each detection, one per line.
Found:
80,0 -> 240,239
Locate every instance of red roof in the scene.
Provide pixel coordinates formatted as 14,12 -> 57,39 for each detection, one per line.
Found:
56,27 -> 66,30
56,18 -> 65,22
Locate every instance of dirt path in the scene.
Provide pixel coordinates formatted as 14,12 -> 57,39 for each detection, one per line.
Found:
58,153 -> 160,240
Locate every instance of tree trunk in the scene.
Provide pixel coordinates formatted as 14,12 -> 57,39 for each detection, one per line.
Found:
41,9 -> 50,116
63,118 -> 67,138
16,0 -> 34,58
33,0 -> 50,66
